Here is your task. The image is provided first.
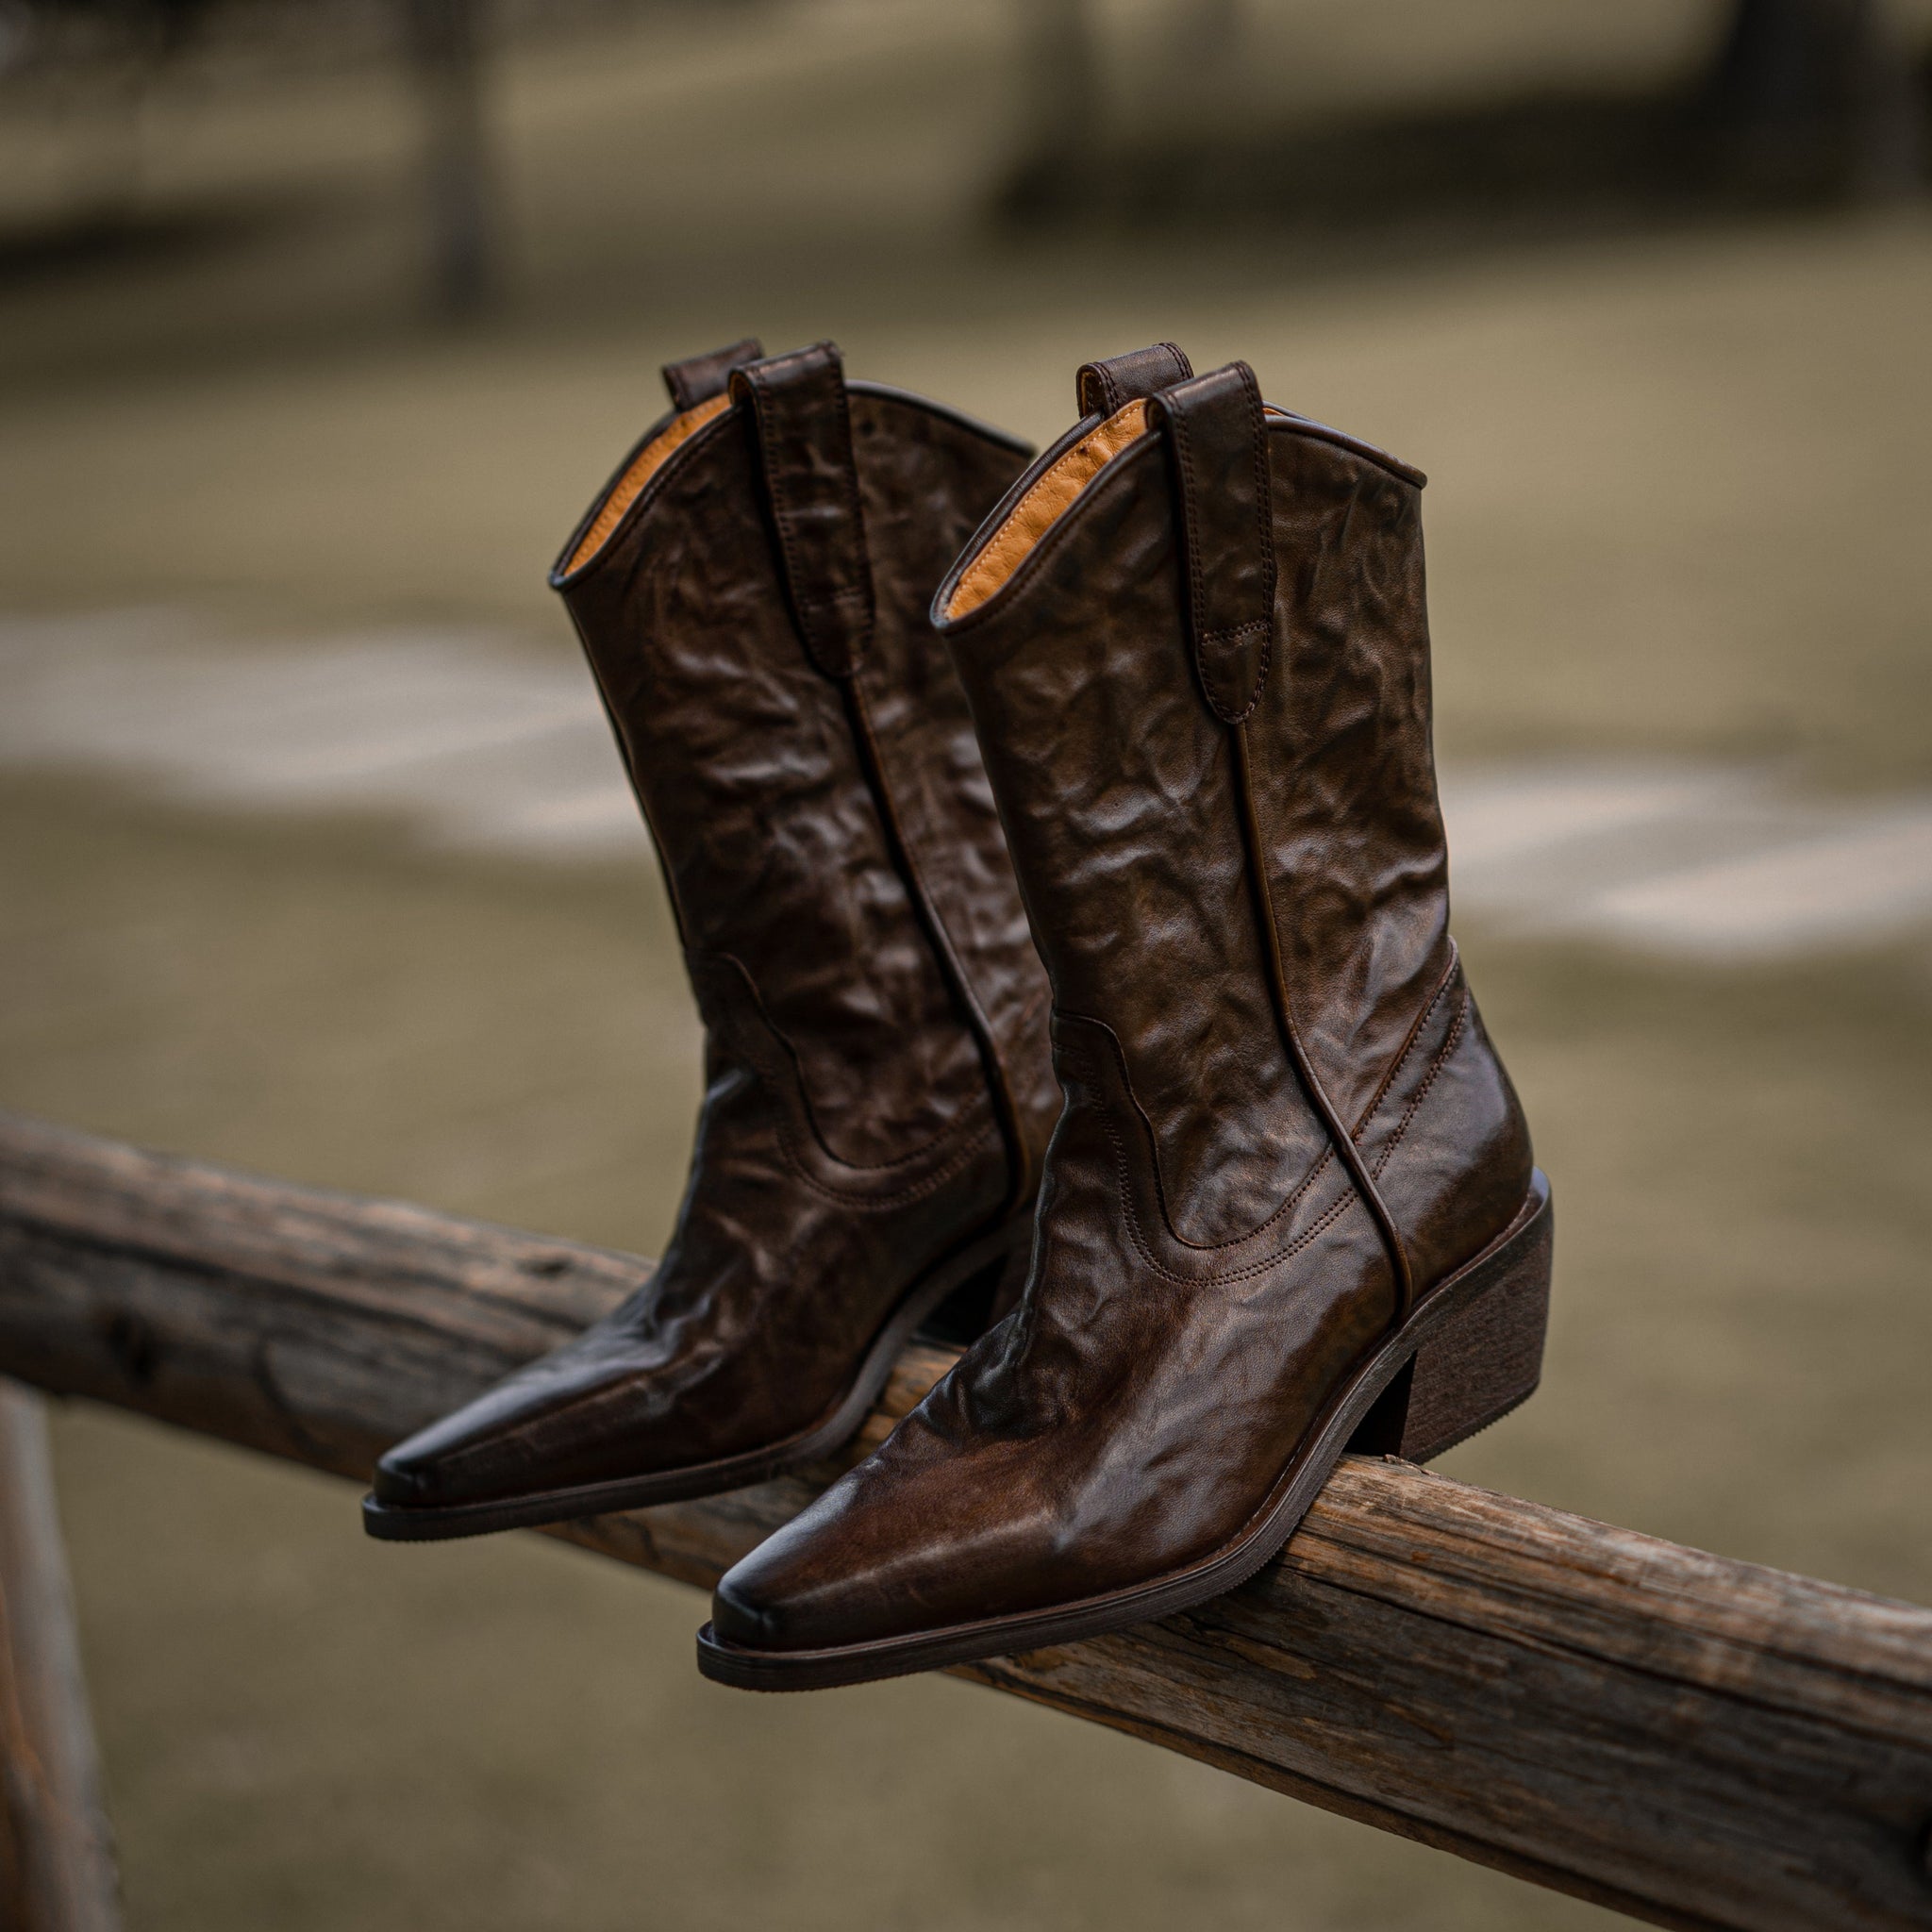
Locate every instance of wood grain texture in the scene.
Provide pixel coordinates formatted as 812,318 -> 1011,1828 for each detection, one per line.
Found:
0,1378 -> 122,1932
2,1109 -> 1929,1931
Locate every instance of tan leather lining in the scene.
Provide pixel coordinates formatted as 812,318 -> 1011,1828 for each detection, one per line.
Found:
946,400 -> 1150,620
563,391 -> 733,575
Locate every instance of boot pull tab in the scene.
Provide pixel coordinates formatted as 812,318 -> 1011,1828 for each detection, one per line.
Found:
1149,361 -> 1277,724
1074,341 -> 1193,417
660,337 -> 764,413
730,341 -> 876,679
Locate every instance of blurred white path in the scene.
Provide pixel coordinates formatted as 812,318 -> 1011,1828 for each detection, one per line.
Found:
6,610 -> 1930,962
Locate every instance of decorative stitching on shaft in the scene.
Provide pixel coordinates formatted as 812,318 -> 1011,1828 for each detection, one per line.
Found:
1061,1011 -> 1329,1254
1352,944 -> 1461,1139
1372,987 -> 1471,1181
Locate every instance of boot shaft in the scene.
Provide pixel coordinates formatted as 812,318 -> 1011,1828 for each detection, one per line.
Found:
552,341 -> 1056,1190
934,353 -> 1459,1252
1244,417 -> 1447,1131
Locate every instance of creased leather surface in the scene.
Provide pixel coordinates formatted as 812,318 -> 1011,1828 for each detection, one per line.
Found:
1252,425 -> 1454,1131
372,377 -> 1049,1511
580,402 -> 971,1163
848,390 -> 1061,1183
943,433 -> 1322,1249
711,375 -> 1534,1654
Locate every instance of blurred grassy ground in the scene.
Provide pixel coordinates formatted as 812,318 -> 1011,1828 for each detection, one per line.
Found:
3,4 -> 1931,1928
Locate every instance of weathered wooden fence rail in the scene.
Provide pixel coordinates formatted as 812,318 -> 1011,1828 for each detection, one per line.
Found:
1,1110 -> 1928,1931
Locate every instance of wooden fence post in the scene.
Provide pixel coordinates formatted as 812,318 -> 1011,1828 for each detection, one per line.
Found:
0,1378 -> 120,1932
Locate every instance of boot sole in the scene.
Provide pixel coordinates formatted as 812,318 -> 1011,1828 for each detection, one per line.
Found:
694,1169 -> 1552,1691
359,1217 -> 1029,1543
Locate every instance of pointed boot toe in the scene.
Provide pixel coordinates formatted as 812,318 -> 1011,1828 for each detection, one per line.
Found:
369,1447 -> 439,1512
699,1371 -> 1124,1688
362,1340 -> 648,1537
708,1556 -> 802,1653
701,1507 -> 974,1671
699,1485 -> 990,1688
367,1387 -> 529,1520
704,1469 -> 921,1662
367,1421 -> 533,1519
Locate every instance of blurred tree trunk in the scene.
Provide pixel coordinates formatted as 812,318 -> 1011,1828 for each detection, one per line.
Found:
1161,0 -> 1242,108
403,0 -> 497,316
1700,0 -> 1926,196
998,0 -> 1100,219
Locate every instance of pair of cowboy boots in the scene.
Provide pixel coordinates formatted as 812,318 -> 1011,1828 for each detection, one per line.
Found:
364,337 -> 1552,1693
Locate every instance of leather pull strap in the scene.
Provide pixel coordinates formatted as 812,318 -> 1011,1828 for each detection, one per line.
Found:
1074,341 -> 1193,418
730,341 -> 875,678
1150,361 -> 1276,724
660,337 -> 764,413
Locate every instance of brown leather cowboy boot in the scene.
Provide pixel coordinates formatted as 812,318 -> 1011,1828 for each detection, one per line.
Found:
362,340 -> 1058,1540
697,345 -> 1550,1687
